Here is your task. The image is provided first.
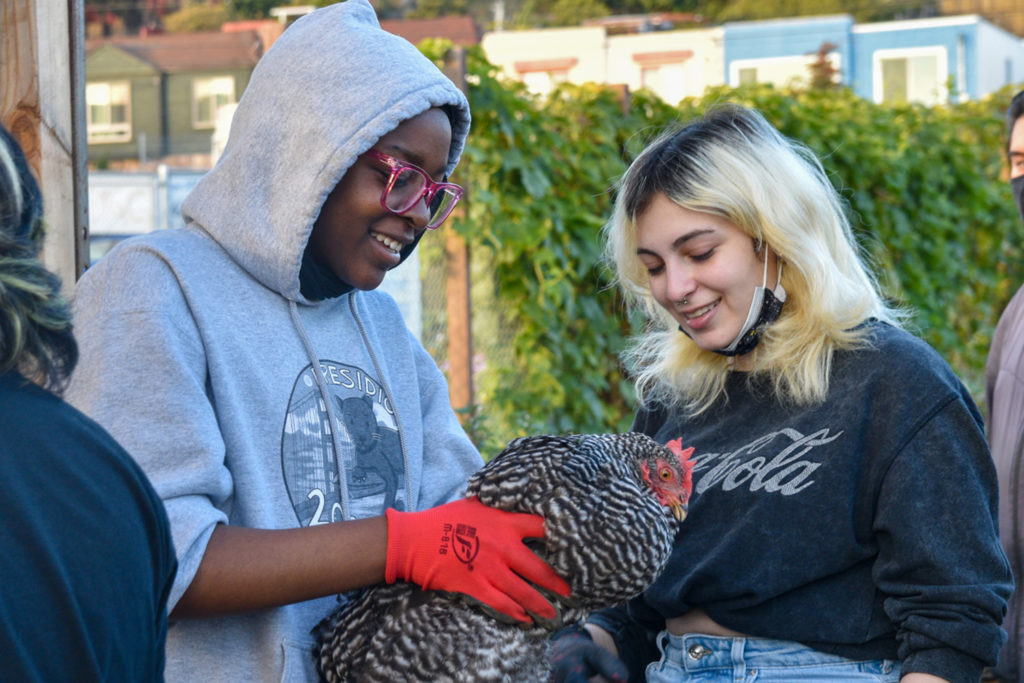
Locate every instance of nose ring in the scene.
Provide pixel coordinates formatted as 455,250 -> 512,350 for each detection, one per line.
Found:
682,298 -> 688,305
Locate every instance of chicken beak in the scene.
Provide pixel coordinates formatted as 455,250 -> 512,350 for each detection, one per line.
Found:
670,501 -> 688,522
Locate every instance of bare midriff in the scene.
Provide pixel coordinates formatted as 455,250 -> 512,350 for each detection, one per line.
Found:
665,608 -> 748,637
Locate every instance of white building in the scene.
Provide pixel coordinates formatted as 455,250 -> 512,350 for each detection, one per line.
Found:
481,24 -> 724,104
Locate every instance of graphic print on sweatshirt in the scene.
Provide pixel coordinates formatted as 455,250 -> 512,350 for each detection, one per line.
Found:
688,426 -> 842,496
282,361 -> 405,525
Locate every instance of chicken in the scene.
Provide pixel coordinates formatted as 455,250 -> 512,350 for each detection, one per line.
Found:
312,432 -> 695,683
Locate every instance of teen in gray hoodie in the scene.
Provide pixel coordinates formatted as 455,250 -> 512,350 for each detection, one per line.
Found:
65,2 -> 569,680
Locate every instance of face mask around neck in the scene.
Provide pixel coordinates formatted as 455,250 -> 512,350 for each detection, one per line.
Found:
713,250 -> 786,357
1012,175 -> 1024,226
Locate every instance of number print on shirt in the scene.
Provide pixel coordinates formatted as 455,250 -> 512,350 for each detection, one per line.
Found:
281,361 -> 406,524
692,427 -> 841,496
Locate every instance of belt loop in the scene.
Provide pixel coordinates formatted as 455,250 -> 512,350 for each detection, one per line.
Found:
730,637 -> 745,669
656,630 -> 670,658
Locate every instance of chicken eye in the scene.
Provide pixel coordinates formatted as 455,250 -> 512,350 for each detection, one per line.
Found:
659,467 -> 673,481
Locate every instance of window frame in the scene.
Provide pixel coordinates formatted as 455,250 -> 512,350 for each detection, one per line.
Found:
727,53 -> 841,89
871,45 -> 948,106
86,80 -> 132,144
192,75 -> 236,130
514,58 -> 578,96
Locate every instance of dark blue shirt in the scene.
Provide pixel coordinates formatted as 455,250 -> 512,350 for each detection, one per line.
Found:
0,372 -> 176,681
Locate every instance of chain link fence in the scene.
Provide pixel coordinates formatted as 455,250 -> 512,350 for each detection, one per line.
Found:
416,230 -> 516,409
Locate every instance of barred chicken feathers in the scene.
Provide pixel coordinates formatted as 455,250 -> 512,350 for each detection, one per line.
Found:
313,432 -> 694,683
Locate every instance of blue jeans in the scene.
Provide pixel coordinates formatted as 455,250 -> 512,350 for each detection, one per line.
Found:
645,632 -> 901,682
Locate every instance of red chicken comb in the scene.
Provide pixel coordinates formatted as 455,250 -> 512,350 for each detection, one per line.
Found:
665,438 -> 695,500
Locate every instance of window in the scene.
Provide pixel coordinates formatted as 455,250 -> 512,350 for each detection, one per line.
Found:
193,76 -> 236,129
641,66 -> 661,90
872,47 -> 947,106
514,58 -> 578,96
521,71 -> 556,95
728,54 -> 839,89
633,51 -> 691,104
86,81 -> 131,144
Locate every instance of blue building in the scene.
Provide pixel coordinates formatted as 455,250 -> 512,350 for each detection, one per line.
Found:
724,15 -> 853,91
852,15 -> 1024,105
723,13 -> 1024,105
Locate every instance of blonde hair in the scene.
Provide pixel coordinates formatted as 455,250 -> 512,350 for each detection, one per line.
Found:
606,104 -> 902,415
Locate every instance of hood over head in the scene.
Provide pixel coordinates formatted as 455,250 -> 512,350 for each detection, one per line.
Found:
180,0 -> 471,301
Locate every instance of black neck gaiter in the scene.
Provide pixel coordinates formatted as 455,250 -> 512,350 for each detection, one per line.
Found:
1013,175 -> 1024,226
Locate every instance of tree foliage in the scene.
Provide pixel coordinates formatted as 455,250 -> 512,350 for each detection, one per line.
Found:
807,42 -> 840,91
416,43 -> 1021,451
529,0 -> 613,27
713,0 -> 848,22
226,0 -> 278,20
418,0 -> 939,30
114,0 -> 946,35
162,3 -> 229,32
408,0 -> 470,20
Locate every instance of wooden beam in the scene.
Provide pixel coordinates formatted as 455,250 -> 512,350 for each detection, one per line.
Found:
442,46 -> 473,416
0,0 -> 88,289
444,223 -> 472,414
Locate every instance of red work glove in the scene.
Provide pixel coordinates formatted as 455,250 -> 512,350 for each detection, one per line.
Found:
384,496 -> 570,623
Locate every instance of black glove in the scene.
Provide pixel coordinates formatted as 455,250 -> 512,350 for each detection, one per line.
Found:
549,623 -> 629,682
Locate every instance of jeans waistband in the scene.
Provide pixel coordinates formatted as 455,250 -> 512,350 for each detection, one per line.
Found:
656,632 -> 898,675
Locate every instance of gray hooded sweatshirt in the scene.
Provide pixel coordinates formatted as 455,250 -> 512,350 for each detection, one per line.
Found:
65,2 -> 481,680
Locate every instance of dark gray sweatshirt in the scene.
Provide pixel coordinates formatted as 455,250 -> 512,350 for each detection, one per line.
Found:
591,320 -> 1012,683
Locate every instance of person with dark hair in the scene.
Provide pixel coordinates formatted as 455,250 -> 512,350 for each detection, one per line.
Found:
549,104 -> 1011,683
0,124 -> 176,681
985,88 -> 1024,683
64,2 -> 569,680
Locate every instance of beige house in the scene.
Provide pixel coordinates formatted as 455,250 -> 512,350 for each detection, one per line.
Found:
481,25 -> 725,104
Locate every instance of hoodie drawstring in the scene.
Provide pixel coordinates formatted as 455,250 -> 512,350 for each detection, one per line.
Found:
289,299 -> 351,519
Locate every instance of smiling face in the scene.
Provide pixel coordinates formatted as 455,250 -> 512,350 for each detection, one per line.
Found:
636,192 -> 777,367
308,107 -> 453,291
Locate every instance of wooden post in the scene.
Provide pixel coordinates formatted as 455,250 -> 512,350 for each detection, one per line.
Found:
1,0 -> 88,288
442,46 -> 473,417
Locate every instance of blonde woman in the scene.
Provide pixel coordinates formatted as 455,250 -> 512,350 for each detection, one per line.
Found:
551,104 -> 1011,683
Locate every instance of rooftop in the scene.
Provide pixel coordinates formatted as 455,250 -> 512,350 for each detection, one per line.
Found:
85,30 -> 263,71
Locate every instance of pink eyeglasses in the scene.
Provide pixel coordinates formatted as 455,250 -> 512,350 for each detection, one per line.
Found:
365,149 -> 463,229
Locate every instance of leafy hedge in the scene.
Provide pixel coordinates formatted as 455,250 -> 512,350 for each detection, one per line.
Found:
422,42 -> 1024,450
